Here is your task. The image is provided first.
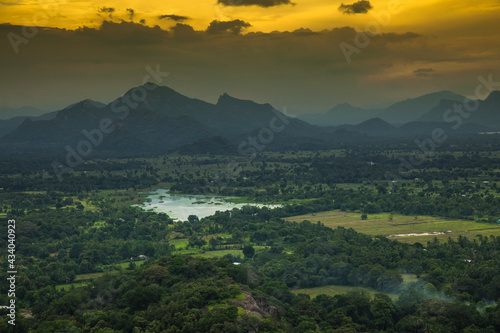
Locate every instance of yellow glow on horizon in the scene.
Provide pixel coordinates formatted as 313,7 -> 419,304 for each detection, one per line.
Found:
0,0 -> 499,35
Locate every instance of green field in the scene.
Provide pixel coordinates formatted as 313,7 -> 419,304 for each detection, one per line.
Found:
292,274 -> 419,301
56,281 -> 89,291
56,272 -> 110,291
292,285 -> 399,301
56,260 -> 147,291
173,245 -> 268,259
286,210 -> 500,243
192,249 -> 244,258
170,233 -> 267,259
74,272 -> 108,281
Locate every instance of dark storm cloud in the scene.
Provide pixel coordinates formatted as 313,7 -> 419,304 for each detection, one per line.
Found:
158,14 -> 189,22
218,0 -> 294,8
0,22 -> 426,56
338,0 -> 373,14
291,28 -> 319,37
126,8 -> 135,21
75,21 -> 168,44
170,23 -> 201,41
206,20 -> 251,35
381,32 -> 422,42
97,7 -> 115,18
6,20 -> 485,113
414,68 -> 436,77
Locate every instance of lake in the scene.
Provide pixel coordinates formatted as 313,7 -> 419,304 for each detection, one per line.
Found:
136,189 -> 280,221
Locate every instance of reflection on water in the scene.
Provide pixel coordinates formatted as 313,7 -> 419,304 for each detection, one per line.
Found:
135,189 -> 279,221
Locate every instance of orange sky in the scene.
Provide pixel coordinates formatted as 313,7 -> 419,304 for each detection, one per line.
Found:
1,0 -> 500,112
1,0 -> 498,33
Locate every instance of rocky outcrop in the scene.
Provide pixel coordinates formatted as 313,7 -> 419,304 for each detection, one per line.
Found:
228,291 -> 281,320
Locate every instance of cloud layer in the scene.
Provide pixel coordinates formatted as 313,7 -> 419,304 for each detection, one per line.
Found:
217,0 -> 294,7
158,14 -> 189,22
414,68 -> 436,77
206,20 -> 251,34
0,18 -> 499,112
97,6 -> 115,18
338,0 -> 373,14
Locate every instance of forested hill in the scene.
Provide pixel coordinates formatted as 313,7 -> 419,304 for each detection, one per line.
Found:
2,87 -> 500,157
0,85 -> 319,155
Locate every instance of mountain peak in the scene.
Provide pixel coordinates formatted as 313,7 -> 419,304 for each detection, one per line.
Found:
217,93 -> 237,105
377,90 -> 465,124
217,93 -> 259,106
62,99 -> 105,111
412,90 -> 463,101
327,102 -> 363,115
356,117 -> 395,130
485,90 -> 500,102
150,84 -> 178,95
359,117 -> 390,125
144,82 -> 159,90
54,99 -> 106,121
120,84 -> 178,101
216,94 -> 276,114
338,102 -> 354,107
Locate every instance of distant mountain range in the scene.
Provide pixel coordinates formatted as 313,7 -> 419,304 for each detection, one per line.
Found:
0,106 -> 49,120
417,91 -> 500,128
0,86 -> 498,157
0,110 -> 59,137
0,100 -> 105,137
299,91 -> 468,126
0,85 -> 321,155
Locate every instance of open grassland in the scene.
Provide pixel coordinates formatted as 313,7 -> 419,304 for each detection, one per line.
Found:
74,272 -> 109,281
286,210 -> 500,243
173,246 -> 269,259
194,249 -> 245,259
402,274 -> 419,284
292,285 -> 399,301
56,261 -> 147,291
170,236 -> 268,259
56,281 -> 88,291
292,274 -> 418,301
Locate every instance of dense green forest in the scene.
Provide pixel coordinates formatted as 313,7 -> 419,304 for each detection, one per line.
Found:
2,198 -> 500,331
1,138 -> 500,332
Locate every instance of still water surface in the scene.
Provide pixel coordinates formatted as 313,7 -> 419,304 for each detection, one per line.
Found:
136,189 -> 280,221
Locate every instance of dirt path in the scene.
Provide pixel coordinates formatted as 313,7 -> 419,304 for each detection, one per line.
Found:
326,287 -> 341,294
284,213 -> 356,221
460,227 -> 500,232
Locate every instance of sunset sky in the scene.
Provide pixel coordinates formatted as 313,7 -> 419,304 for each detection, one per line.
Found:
1,0 -> 499,115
